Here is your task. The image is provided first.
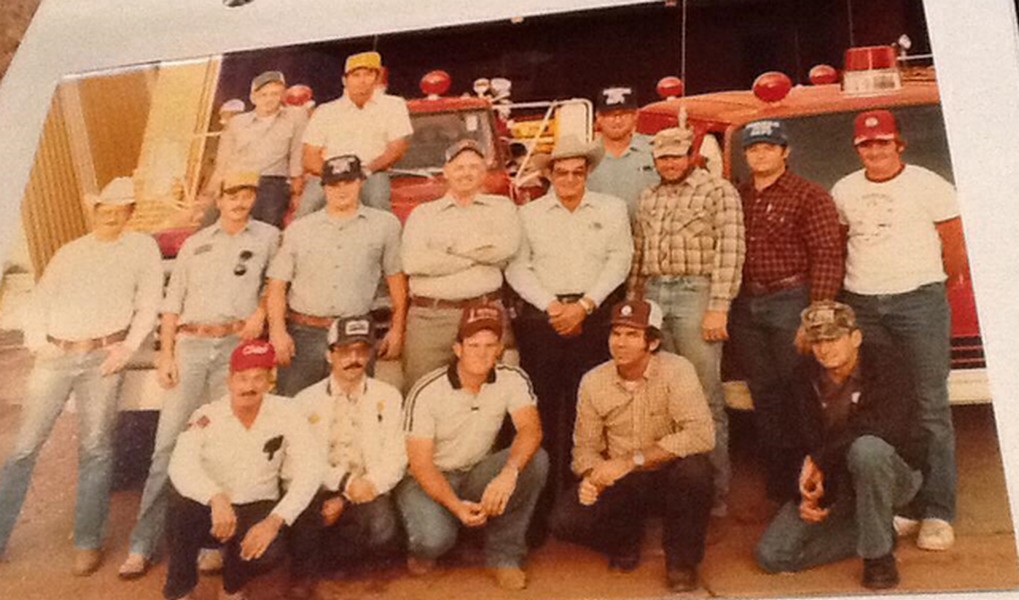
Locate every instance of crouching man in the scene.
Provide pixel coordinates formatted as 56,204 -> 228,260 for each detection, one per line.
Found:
551,299 -> 715,593
288,315 -> 406,598
397,304 -> 548,591
755,301 -> 924,590
163,340 -> 322,600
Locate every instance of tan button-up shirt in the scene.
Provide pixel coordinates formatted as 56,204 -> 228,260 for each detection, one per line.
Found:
217,107 -> 307,178
571,352 -> 715,476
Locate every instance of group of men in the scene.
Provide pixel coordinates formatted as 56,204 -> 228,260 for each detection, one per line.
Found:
0,46 -> 965,598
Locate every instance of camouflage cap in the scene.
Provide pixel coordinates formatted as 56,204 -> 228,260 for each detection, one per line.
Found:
801,301 -> 858,343
652,126 -> 694,158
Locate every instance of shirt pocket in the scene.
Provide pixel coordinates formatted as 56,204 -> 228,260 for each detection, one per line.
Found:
668,209 -> 709,240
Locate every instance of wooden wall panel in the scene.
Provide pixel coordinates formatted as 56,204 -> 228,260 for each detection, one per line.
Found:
78,68 -> 152,188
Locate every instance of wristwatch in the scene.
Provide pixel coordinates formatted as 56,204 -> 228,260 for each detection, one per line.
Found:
631,450 -> 646,469
578,296 -> 596,315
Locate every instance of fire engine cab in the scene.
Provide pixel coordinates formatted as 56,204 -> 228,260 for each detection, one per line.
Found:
637,44 -> 987,407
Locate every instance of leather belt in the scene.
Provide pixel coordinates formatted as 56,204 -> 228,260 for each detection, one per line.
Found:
287,310 -> 336,329
556,293 -> 585,304
410,292 -> 500,310
178,320 -> 244,338
743,273 -> 808,296
47,329 -> 128,352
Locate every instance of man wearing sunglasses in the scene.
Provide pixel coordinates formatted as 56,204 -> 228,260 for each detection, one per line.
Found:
120,171 -> 281,579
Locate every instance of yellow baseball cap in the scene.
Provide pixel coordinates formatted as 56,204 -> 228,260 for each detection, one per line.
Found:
344,51 -> 382,74
222,171 -> 260,193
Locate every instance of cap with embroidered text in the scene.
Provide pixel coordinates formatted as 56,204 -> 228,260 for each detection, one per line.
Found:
596,86 -> 637,112
230,339 -> 276,372
458,303 -> 504,340
742,119 -> 788,148
322,154 -> 365,185
611,299 -> 664,330
328,315 -> 376,348
853,109 -> 900,145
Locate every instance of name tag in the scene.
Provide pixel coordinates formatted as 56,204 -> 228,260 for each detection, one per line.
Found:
194,243 -> 213,256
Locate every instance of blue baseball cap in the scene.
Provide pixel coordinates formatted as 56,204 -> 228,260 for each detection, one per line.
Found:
742,119 -> 788,148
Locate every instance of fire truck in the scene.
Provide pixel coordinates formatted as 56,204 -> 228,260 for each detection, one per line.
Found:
636,44 -> 987,408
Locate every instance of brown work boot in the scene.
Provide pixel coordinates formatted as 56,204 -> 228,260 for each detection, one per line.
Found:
407,555 -> 436,576
492,566 -> 527,590
72,548 -> 102,576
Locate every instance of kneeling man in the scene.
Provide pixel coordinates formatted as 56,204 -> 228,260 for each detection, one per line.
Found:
163,340 -> 321,600
397,304 -> 548,591
551,299 -> 715,593
755,301 -> 924,590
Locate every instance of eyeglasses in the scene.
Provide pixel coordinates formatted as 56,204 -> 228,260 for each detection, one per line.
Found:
234,250 -> 254,276
551,168 -> 587,180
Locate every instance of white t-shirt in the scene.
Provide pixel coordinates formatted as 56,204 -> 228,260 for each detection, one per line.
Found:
302,92 -> 413,165
831,164 -> 959,295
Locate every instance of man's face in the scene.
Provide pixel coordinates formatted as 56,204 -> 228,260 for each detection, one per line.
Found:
549,157 -> 589,201
216,188 -> 256,223
744,142 -> 789,177
92,203 -> 134,239
250,82 -> 284,115
596,109 -> 638,143
343,68 -> 379,100
609,325 -> 656,369
810,330 -> 862,373
453,329 -> 503,379
328,341 -> 372,384
443,151 -> 487,198
855,139 -> 904,177
324,178 -> 363,212
228,367 -> 272,410
654,154 -> 691,183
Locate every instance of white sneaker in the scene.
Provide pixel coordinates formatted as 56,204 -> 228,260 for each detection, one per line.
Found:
198,547 -> 224,574
117,553 -> 150,580
893,515 -> 920,538
917,518 -> 955,551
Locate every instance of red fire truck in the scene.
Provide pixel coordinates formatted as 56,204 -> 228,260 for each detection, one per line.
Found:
636,45 -> 987,407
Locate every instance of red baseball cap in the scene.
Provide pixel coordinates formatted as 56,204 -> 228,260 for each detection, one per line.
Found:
230,340 -> 276,372
853,110 -> 900,146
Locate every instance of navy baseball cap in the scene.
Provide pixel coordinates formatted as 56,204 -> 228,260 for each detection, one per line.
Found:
742,119 -> 789,148
596,86 -> 638,112
321,154 -> 365,185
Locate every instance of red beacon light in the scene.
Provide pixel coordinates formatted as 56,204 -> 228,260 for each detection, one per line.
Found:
284,84 -> 313,106
808,64 -> 838,85
842,45 -> 901,95
752,71 -> 792,103
420,70 -> 452,99
656,76 -> 684,99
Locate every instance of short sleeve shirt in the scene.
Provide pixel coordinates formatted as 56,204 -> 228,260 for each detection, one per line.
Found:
404,364 -> 537,472
831,164 -> 959,294
586,134 -> 659,219
302,93 -> 413,164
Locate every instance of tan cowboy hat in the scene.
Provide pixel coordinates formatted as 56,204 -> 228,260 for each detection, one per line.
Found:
548,135 -> 604,170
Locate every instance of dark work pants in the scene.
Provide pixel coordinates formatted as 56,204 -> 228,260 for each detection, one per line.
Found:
550,454 -> 713,569
729,286 -> 810,502
289,492 -> 403,579
163,490 -> 285,600
251,175 -> 291,229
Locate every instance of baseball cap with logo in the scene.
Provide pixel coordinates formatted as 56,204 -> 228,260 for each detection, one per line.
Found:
250,70 -> 286,93
652,127 -> 694,158
230,339 -> 277,372
87,177 -> 136,207
321,154 -> 365,185
222,171 -> 260,194
596,86 -> 638,112
445,139 -> 486,163
345,51 -> 382,75
328,315 -> 375,348
853,109 -> 900,146
741,119 -> 789,148
611,299 -> 664,331
801,301 -> 858,343
458,303 -> 504,341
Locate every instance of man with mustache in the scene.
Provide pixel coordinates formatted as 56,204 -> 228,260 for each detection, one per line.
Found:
0,177 -> 162,575
162,340 -> 321,600
288,315 -> 406,598
120,171 -> 281,579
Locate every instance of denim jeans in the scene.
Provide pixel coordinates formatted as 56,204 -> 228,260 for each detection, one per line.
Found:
395,448 -> 549,568
645,275 -> 728,509
0,347 -> 125,552
755,436 -> 922,572
128,334 -> 236,558
729,286 -> 810,501
250,175 -> 291,229
841,282 -> 955,521
275,322 -> 330,397
294,171 -> 392,219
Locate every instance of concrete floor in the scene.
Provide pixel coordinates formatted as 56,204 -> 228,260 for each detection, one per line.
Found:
0,338 -> 1015,600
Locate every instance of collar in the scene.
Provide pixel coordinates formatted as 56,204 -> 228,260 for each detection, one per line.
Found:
327,374 -> 369,400
611,353 -> 657,390
436,193 -> 492,211
339,93 -> 378,110
754,168 -> 792,195
548,191 -> 594,212
446,362 -> 497,390
323,204 -> 369,225
209,219 -> 252,237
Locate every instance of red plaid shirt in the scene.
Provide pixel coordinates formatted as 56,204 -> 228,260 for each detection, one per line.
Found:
738,170 -> 844,302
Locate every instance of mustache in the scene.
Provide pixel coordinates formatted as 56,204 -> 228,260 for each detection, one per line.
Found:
342,362 -> 365,371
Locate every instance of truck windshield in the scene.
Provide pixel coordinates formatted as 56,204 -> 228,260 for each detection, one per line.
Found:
394,109 -> 494,171
730,104 -> 954,189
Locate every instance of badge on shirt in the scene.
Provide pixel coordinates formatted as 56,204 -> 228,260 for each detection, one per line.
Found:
188,415 -> 211,430
263,435 -> 284,461
308,413 -> 321,425
590,221 -> 603,231
193,243 -> 213,256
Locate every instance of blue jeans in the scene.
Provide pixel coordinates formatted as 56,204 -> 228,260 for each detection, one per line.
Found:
395,448 -> 549,568
128,334 -> 236,558
729,286 -> 810,501
841,282 -> 955,521
275,323 -> 330,397
250,175 -> 291,229
0,348 -> 125,552
756,436 -> 922,572
294,171 -> 392,219
645,275 -> 728,509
